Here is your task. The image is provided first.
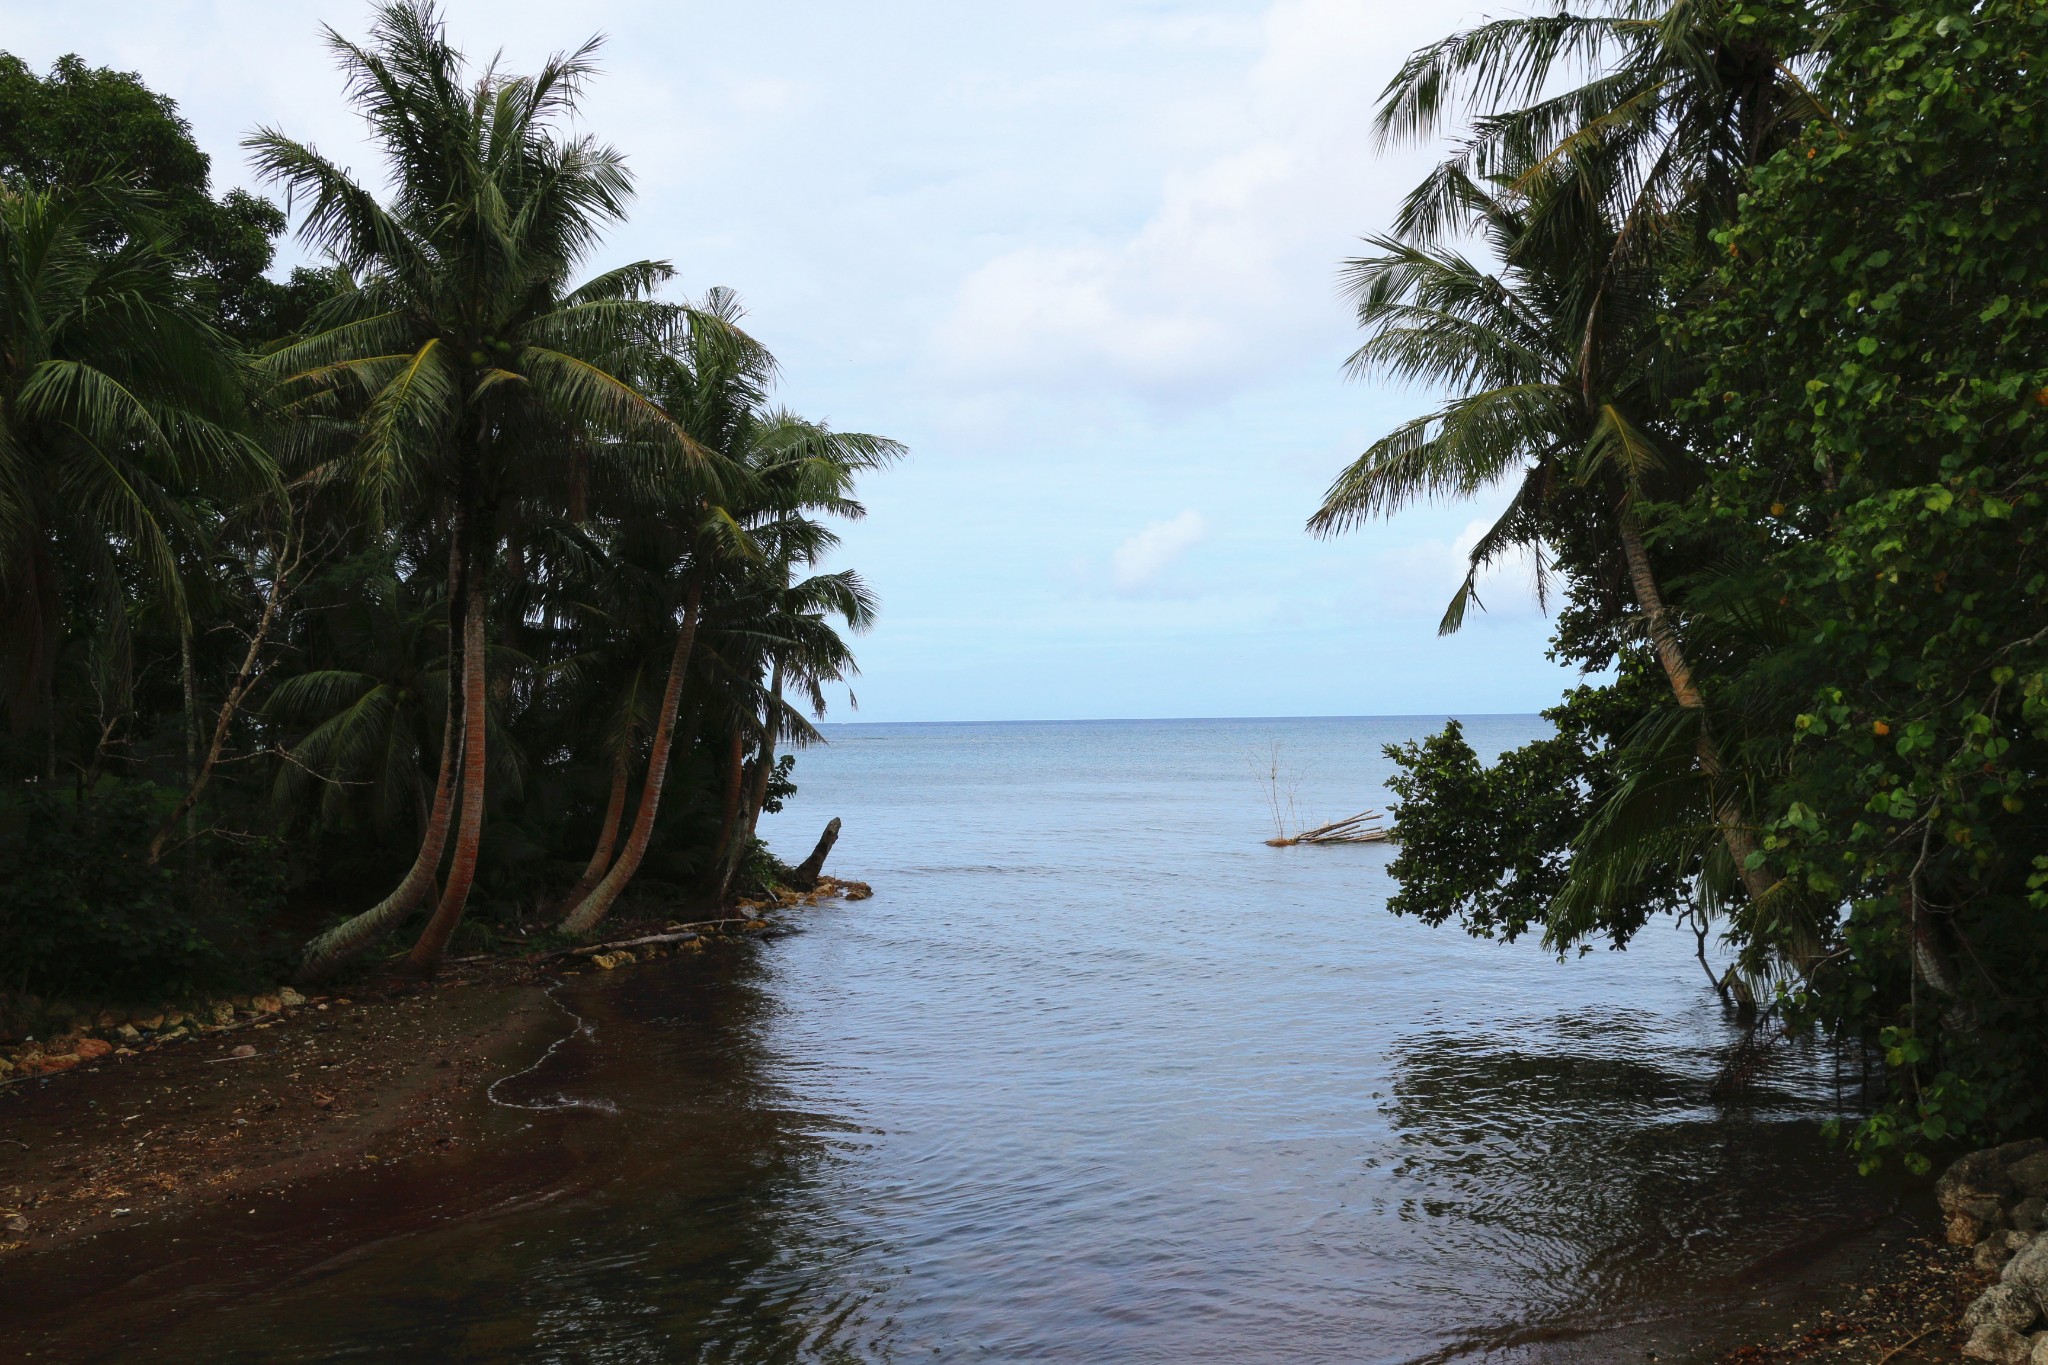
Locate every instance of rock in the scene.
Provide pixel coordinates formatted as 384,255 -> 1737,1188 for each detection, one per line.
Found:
158,1027 -> 188,1041
2013,1153 -> 2048,1198
2033,1332 -> 2048,1365
1984,1237 -> 2020,1273
209,1002 -> 234,1027
4,1215 -> 26,1232
94,1008 -> 126,1030
2016,1198 -> 2048,1235
1954,1194 -> 2014,1247
1948,1150 -> 2022,1213
134,1014 -> 164,1031
0,1057 -> 13,1077
163,1012 -> 186,1028
73,1038 -> 112,1061
228,1044 -> 256,1059
1969,1324 -> 2037,1363
1998,1139 -> 2048,1167
1969,1283 -> 2043,1334
115,1024 -> 140,1041
251,995 -> 282,1015
2005,1235 -> 2048,1298
36,1053 -> 80,1074
277,987 -> 306,1008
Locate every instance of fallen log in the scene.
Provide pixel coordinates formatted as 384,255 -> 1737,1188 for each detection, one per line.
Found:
532,924 -> 740,965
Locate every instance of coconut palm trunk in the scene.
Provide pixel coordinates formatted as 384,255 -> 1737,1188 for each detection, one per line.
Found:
557,580 -> 703,936
720,662 -> 781,900
709,728 -> 748,896
405,558 -> 489,974
296,528 -> 468,984
551,746 -> 631,918
1614,502 -> 1774,908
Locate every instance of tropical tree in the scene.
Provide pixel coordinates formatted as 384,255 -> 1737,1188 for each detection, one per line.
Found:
1376,0 -> 1823,259
551,295 -> 761,937
263,0 -> 699,980
710,415 -> 894,898
0,182 -> 266,782
1314,0 -> 1828,937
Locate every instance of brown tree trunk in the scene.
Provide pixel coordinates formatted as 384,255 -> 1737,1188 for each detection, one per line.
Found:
152,531 -> 299,865
786,817 -> 840,892
1615,502 -> 1775,908
551,745 -> 631,918
557,581 -> 703,936
406,561 -> 489,974
295,527 -> 466,984
743,663 -> 782,846
180,613 -> 199,842
708,727 -> 747,898
720,664 -> 782,900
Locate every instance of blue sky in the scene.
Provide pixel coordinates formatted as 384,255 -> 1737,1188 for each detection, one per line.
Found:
8,0 -> 1582,721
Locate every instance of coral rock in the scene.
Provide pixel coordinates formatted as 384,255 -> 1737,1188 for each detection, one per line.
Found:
1954,1195 -> 2014,1247
1967,1324 -> 2035,1363
2012,1153 -> 2048,1199
1968,1283 -> 2042,1335
1946,1150 -> 2021,1213
73,1038 -> 112,1061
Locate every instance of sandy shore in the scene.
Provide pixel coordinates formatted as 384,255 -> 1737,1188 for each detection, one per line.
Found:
0,965 -> 562,1262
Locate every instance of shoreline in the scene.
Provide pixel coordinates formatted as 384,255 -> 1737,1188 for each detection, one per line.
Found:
0,879 -> 868,1271
0,892 -> 1985,1360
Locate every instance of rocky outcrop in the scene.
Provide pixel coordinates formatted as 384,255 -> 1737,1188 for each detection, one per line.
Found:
1949,1143 -> 2048,1361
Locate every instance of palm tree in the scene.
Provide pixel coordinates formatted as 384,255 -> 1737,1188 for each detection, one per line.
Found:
263,560 -> 448,839
1313,0 -> 1824,920
553,298 -> 899,932
0,182 -> 266,782
1376,0 -> 1823,258
712,415 -> 894,898
552,295 -> 765,937
1308,161 -> 1777,913
263,0 -> 699,980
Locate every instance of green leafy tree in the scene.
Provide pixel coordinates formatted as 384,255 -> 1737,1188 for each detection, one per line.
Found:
1682,0 -> 2048,1162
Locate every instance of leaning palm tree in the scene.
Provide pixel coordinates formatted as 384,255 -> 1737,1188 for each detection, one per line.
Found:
1309,161 -> 1777,915
552,295 -> 766,937
0,183 -> 267,781
710,415 -> 895,899
1377,0 -> 1824,259
265,0 -> 700,980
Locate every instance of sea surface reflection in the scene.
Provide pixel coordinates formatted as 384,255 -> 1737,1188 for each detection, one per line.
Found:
9,717 -> 1903,1362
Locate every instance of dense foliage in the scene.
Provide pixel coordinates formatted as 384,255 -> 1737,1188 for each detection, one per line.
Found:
1326,0 -> 2047,1166
0,4 -> 894,1014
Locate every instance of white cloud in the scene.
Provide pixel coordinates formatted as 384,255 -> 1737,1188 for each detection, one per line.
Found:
928,0 -> 1456,400
1111,510 -> 1210,591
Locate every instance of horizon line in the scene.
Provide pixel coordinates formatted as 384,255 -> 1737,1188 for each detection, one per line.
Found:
809,712 -> 1544,727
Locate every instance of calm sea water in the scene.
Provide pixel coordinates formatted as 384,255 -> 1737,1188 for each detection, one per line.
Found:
12,716 -> 1898,1362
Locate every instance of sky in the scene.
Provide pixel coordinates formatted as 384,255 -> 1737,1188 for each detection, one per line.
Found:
4,0 -> 1583,722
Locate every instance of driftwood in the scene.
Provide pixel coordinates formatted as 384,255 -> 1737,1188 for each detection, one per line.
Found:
786,817 -> 841,891
1265,809 -> 1389,847
532,923 -> 748,965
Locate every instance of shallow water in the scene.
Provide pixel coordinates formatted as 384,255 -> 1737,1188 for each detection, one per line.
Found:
10,717 -> 1902,1362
